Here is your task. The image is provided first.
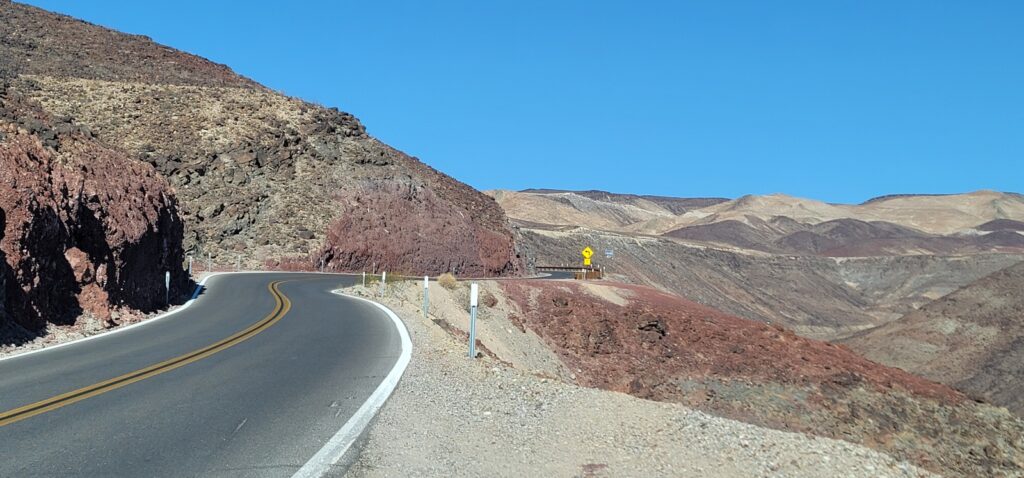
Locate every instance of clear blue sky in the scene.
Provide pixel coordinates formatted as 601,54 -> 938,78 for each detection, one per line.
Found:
24,1 -> 1024,203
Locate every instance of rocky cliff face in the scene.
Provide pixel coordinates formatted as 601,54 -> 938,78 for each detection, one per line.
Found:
0,82 -> 187,345
1,2 -> 522,276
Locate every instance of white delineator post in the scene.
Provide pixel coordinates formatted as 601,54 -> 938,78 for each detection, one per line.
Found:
187,256 -> 193,278
380,271 -> 386,298
469,283 -> 479,359
164,271 -> 171,305
362,271 -> 366,288
422,275 -> 430,318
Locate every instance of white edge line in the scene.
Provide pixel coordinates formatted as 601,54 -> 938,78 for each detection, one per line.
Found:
0,273 -> 222,364
292,291 -> 413,478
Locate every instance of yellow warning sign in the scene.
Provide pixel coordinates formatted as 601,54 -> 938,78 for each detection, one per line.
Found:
582,246 -> 593,266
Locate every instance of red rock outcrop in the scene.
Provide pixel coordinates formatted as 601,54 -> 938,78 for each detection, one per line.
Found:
0,85 -> 187,344
501,281 -> 960,402
321,179 -> 522,276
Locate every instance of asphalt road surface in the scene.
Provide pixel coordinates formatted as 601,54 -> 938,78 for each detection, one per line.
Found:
0,273 -> 404,477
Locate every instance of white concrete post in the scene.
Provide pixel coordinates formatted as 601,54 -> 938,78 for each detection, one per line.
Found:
164,271 -> 171,305
469,283 -> 479,359
187,256 -> 193,278
362,271 -> 366,287
380,271 -> 387,298
422,275 -> 430,318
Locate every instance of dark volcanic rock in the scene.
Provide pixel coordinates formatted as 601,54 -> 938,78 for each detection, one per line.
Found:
0,88 -> 187,345
0,2 -> 524,276
0,2 -> 254,87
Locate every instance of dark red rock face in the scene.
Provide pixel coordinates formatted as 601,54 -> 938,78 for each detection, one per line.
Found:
321,181 -> 522,277
0,89 -> 187,344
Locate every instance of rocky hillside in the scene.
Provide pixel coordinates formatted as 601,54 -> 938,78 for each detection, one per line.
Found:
843,260 -> 1024,415
518,225 -> 1022,340
0,80 -> 187,345
1,1 -> 522,277
501,187 -> 1024,341
499,280 -> 1024,477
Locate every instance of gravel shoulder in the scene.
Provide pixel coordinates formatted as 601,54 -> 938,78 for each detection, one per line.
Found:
342,281 -> 933,478
0,305 -> 175,360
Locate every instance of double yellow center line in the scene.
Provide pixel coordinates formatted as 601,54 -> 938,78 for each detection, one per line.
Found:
0,280 -> 292,428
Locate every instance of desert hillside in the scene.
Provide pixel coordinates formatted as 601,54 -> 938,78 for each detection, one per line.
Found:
844,260 -> 1024,415
499,187 -> 1024,342
1,2 -> 522,277
518,226 -> 1022,340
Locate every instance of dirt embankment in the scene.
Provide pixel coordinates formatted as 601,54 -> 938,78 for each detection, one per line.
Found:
345,280 -> 934,478
498,280 -> 1024,477
0,83 -> 188,346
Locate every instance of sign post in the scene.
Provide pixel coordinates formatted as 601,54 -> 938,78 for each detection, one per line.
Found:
469,283 -> 479,359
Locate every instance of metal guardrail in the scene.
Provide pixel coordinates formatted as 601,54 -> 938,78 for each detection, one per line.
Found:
536,265 -> 603,280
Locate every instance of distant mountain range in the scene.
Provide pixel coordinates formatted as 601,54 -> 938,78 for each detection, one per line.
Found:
492,189 -> 1024,256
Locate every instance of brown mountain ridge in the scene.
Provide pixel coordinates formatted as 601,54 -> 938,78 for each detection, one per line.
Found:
844,260 -> 1024,416
1,1 -> 523,277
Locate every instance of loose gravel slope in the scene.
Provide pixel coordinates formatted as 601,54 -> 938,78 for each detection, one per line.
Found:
342,282 -> 934,478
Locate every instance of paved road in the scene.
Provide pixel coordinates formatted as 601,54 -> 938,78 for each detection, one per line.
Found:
0,273 -> 404,477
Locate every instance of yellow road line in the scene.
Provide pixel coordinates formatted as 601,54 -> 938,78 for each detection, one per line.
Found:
0,280 -> 292,428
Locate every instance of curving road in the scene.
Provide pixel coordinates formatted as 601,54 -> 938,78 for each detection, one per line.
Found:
0,273 -> 406,477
